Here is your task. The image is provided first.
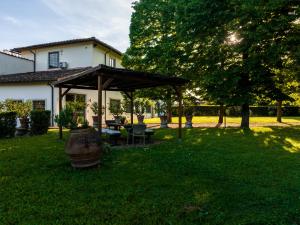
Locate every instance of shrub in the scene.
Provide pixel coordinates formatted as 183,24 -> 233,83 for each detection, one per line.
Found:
30,110 -> 51,135
54,107 -> 77,129
0,112 -> 17,138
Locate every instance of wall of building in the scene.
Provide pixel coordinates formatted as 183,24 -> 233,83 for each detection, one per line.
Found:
92,45 -> 123,68
21,43 -> 94,71
0,52 -> 34,75
0,83 -> 136,127
20,42 -> 123,71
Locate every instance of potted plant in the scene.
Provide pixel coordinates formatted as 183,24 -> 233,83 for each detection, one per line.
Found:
55,107 -> 101,168
109,101 -> 124,123
66,101 -> 86,125
5,100 -> 32,135
155,102 -> 168,128
90,102 -> 105,128
184,106 -> 194,128
134,98 -> 152,124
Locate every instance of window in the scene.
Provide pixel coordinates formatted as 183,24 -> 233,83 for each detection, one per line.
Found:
32,100 -> 46,111
109,57 -> 116,68
48,51 -> 59,68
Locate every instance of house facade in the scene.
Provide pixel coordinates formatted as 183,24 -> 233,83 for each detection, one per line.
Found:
0,37 -> 132,126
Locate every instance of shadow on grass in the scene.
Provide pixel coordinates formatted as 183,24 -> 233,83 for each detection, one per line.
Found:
1,127 -> 300,224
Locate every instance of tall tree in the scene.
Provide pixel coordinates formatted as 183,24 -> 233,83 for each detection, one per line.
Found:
123,0 -> 190,122
175,0 -> 299,128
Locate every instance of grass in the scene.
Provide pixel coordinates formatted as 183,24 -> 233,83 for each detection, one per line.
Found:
144,116 -> 300,124
1,127 -> 300,224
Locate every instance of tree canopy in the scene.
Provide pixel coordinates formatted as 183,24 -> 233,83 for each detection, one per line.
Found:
123,0 -> 299,128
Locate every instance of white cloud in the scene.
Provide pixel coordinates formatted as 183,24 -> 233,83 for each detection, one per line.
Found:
2,16 -> 21,26
41,0 -> 134,52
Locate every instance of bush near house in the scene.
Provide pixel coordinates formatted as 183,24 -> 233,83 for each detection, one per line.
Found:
0,112 -> 17,138
30,110 -> 51,135
172,106 -> 300,117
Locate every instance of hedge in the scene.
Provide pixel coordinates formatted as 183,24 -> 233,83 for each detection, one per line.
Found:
0,112 -> 17,138
30,110 -> 51,135
172,106 -> 300,117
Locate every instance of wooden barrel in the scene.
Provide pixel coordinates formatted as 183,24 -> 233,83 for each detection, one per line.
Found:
65,128 -> 101,168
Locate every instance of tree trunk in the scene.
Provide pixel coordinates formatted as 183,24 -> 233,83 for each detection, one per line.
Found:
277,100 -> 282,123
167,101 -> 172,123
218,104 -> 225,124
241,103 -> 250,128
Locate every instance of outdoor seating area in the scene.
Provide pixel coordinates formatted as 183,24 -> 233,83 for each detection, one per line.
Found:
101,120 -> 154,146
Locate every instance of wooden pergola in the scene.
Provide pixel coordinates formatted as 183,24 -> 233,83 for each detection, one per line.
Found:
53,64 -> 189,140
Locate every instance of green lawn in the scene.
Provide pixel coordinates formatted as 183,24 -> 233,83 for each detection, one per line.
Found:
1,127 -> 300,224
144,116 -> 300,124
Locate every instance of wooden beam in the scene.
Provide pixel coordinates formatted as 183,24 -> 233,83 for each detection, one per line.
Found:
62,87 -> 71,97
102,78 -> 114,89
98,76 -> 103,138
123,91 -> 132,99
59,87 -> 63,139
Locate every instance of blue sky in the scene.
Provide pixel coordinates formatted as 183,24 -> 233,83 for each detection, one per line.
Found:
0,0 -> 134,52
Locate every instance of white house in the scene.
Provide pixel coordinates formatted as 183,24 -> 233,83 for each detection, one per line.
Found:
0,37 -> 134,126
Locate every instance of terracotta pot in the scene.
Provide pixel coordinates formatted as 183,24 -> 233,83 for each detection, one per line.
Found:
159,115 -> 168,128
185,115 -> 193,128
137,115 -> 145,124
92,116 -> 98,128
65,128 -> 101,168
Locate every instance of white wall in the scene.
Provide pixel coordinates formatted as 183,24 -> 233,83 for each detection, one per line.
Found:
20,42 -> 123,71
0,83 -> 124,126
21,43 -> 94,71
92,46 -> 123,68
0,52 -> 34,75
0,83 -> 152,127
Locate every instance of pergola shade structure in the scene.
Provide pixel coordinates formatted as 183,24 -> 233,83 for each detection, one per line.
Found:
53,64 -> 189,140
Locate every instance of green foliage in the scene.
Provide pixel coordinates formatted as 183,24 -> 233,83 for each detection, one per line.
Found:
173,105 -> 300,117
1,128 -> 300,224
133,98 -> 153,116
81,119 -> 89,129
155,102 -> 168,116
0,112 -> 17,138
4,99 -> 32,118
123,0 -> 191,108
108,101 -> 125,117
54,107 -> 77,129
125,0 -> 299,127
66,101 -> 86,113
30,110 -> 51,135
0,101 -> 5,112
89,102 -> 105,116
184,106 -> 194,116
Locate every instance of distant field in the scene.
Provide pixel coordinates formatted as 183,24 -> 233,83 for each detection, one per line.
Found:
144,116 -> 300,124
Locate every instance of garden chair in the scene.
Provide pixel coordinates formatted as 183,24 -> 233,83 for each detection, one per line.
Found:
127,124 -> 146,145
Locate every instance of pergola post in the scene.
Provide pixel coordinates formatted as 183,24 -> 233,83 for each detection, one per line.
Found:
98,76 -> 103,138
59,86 -> 63,139
175,86 -> 183,140
130,92 -> 134,125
